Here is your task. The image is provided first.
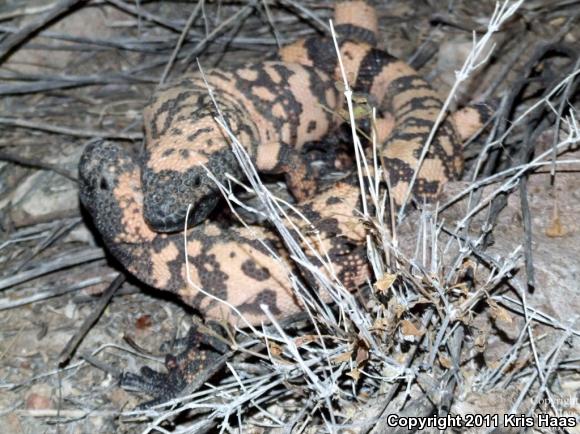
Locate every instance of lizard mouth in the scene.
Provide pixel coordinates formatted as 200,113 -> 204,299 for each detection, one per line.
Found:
187,194 -> 220,227
143,194 -> 220,233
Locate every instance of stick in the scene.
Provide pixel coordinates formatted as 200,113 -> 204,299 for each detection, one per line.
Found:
0,117 -> 142,140
58,274 -> 125,366
0,0 -> 86,63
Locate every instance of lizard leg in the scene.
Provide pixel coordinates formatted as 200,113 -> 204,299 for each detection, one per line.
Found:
120,321 -> 229,407
255,141 -> 319,202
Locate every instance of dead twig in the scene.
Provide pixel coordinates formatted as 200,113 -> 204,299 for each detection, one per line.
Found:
58,274 -> 125,366
0,247 -> 105,291
0,0 -> 86,63
0,117 -> 142,140
0,273 -> 118,310
0,149 -> 78,180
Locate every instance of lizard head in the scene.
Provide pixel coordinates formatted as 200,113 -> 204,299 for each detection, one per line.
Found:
141,144 -> 243,233
142,83 -> 253,232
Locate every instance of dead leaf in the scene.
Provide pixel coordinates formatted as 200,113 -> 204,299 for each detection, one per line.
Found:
347,367 -> 361,381
371,318 -> 392,331
449,282 -> 470,296
331,351 -> 353,364
269,342 -> 283,357
439,354 -> 453,369
355,344 -> 369,365
474,333 -> 487,352
375,273 -> 397,294
393,303 -> 407,318
545,210 -> 566,237
294,335 -> 318,347
400,319 -> 424,339
488,300 -> 513,325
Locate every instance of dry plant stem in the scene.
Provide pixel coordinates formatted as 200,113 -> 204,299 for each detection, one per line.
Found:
0,274 -> 118,310
211,117 -> 356,331
0,247 -> 105,291
9,409 -> 121,418
330,20 -> 369,218
277,0 -> 331,34
0,3 -> 60,21
14,218 -> 82,272
0,72 -> 155,95
476,65 -> 580,175
81,351 -> 124,377
58,274 -> 125,366
159,1 -> 203,85
182,1 -> 258,65
511,329 -> 574,415
0,117 -> 143,140
329,22 -> 400,328
466,92 -> 509,190
518,175 -> 534,287
397,0 -> 525,222
260,0 -> 282,49
499,334 -> 548,389
454,131 -> 579,231
442,159 -> 580,211
523,304 -> 556,410
496,296 -> 580,337
105,0 -> 183,33
479,41 -> 528,101
0,233 -> 45,251
0,0 -> 85,62
0,150 -> 78,181
551,56 -> 580,177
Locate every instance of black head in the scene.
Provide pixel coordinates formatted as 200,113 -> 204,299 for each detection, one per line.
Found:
141,166 -> 224,233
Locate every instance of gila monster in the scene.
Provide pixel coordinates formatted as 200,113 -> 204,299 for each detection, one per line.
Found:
79,1 -> 489,328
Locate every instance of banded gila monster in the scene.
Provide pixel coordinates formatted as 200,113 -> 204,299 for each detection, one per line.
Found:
79,1 -> 489,328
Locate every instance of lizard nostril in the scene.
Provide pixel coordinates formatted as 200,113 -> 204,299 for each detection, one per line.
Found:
99,177 -> 109,190
186,175 -> 201,187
